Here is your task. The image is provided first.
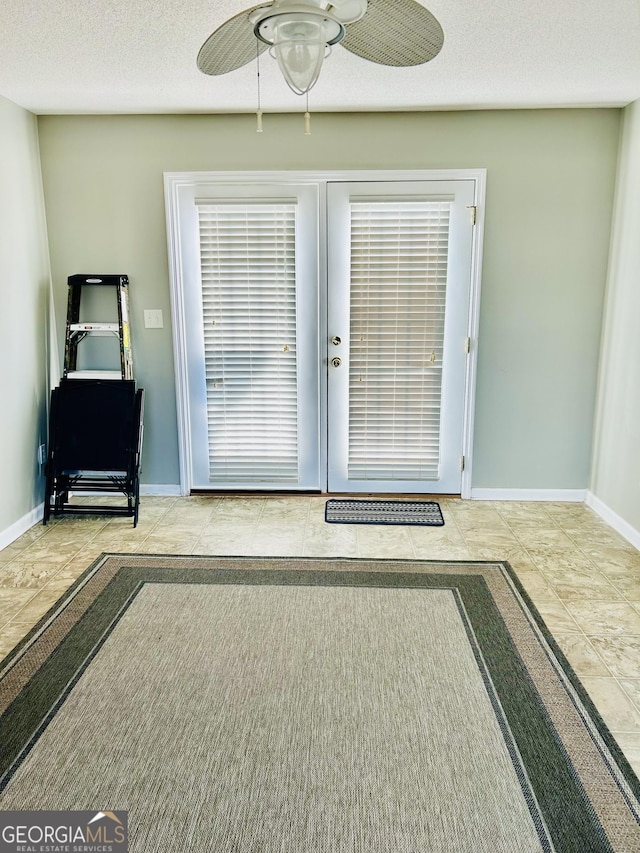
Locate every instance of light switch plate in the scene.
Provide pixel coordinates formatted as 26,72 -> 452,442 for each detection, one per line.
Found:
144,309 -> 164,329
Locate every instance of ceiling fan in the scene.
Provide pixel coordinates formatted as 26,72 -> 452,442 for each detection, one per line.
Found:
197,0 -> 444,97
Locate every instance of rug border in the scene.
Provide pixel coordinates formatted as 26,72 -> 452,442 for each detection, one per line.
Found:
501,557 -> 640,805
1,552 -> 639,809
0,550 -> 118,675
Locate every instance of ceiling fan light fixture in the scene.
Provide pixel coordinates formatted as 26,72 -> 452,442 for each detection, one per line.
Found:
253,5 -> 345,95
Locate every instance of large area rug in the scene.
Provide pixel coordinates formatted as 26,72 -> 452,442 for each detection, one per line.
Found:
0,555 -> 639,852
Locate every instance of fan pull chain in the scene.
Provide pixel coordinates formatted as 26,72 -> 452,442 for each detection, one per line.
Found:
304,92 -> 311,135
256,41 -> 263,133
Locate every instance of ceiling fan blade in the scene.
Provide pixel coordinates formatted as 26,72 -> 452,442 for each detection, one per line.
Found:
341,0 -> 443,66
197,4 -> 270,76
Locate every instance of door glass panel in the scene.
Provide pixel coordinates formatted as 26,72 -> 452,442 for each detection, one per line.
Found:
197,202 -> 299,483
348,199 -> 451,481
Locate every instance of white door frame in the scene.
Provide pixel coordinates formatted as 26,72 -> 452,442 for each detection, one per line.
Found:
164,169 -> 486,498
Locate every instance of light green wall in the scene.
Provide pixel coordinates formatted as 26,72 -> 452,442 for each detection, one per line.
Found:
591,99 -> 640,530
0,96 -> 51,532
37,109 -> 620,490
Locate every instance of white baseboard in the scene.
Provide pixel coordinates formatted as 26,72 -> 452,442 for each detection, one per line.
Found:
470,488 -> 587,502
139,484 -> 183,497
0,503 -> 44,551
585,491 -> 640,551
71,485 -> 183,498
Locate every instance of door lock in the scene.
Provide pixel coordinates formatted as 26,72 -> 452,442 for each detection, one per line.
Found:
331,357 -> 342,368
331,336 -> 342,346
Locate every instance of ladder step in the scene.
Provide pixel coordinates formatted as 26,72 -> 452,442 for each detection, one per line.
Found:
66,370 -> 124,380
69,323 -> 120,332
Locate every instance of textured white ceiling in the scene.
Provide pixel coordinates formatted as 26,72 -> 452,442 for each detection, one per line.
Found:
0,0 -> 639,114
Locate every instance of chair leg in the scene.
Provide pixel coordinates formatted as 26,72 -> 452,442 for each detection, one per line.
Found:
132,475 -> 140,528
43,474 -> 53,525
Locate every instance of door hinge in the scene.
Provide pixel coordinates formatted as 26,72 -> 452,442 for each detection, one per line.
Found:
466,205 -> 477,226
464,336 -> 471,354
460,455 -> 465,472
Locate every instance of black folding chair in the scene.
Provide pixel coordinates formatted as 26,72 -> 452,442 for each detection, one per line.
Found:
44,379 -> 144,526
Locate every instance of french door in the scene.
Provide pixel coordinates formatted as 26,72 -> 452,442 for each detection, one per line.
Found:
177,181 -> 321,491
165,172 -> 480,495
326,180 -> 475,493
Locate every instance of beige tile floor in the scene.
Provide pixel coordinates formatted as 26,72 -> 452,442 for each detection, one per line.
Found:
1,495 -> 640,775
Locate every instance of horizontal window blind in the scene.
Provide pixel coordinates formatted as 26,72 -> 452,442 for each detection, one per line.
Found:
197,202 -> 299,483
348,200 -> 451,481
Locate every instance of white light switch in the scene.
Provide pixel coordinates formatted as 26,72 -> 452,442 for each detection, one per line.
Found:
144,309 -> 164,329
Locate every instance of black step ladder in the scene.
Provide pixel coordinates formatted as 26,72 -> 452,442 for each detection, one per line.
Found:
64,274 -> 133,380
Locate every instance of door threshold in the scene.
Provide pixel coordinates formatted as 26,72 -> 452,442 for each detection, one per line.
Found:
190,489 -> 462,500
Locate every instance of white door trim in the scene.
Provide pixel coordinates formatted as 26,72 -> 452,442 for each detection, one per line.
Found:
164,169 -> 486,496
461,168 -> 486,499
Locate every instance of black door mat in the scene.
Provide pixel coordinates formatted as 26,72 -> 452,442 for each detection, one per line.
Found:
325,499 -> 445,526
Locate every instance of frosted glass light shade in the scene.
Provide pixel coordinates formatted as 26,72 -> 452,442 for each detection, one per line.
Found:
272,17 -> 326,94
